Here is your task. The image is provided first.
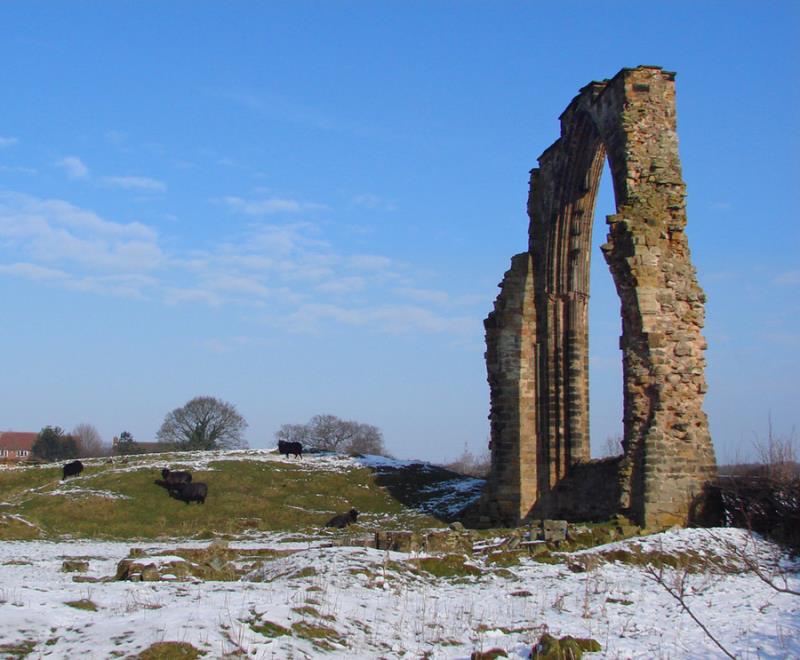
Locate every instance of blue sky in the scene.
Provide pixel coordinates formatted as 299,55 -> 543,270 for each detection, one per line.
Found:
1,2 -> 797,462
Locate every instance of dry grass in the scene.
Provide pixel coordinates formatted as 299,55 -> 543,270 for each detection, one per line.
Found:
0,455 -> 453,540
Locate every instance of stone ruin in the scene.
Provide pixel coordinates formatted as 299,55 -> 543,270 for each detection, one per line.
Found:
478,66 -> 716,529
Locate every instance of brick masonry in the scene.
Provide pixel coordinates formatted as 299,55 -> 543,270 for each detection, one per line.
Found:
479,67 -> 716,529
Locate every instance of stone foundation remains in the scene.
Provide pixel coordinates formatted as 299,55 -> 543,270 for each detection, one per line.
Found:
480,66 -> 716,529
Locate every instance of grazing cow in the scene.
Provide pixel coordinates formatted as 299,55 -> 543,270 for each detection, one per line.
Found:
278,440 -> 303,458
62,460 -> 84,480
161,468 -> 192,485
325,508 -> 359,528
167,482 -> 208,505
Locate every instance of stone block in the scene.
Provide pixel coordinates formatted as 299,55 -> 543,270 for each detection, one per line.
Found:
542,519 -> 568,542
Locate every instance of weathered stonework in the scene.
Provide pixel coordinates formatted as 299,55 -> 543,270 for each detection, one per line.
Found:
480,66 -> 716,529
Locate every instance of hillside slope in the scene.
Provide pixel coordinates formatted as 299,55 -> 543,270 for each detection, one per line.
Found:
0,449 -> 484,540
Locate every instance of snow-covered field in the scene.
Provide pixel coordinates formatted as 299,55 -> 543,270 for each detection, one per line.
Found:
1,528 -> 797,659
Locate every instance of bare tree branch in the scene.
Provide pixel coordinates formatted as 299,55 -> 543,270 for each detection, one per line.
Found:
643,562 -> 736,660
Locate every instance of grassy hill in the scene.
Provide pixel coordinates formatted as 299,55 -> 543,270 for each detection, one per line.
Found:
0,449 -> 484,541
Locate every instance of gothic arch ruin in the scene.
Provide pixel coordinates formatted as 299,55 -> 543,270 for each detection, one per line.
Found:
480,66 -> 716,528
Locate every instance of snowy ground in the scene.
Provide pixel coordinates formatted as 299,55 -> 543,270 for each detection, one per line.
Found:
0,528 -> 797,659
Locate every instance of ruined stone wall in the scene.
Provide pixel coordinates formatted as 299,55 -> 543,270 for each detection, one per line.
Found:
480,66 -> 716,528
482,253 -> 538,525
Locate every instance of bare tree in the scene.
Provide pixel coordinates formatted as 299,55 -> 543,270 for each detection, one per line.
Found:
157,396 -> 248,451
597,434 -> 623,458
72,423 -> 104,458
276,414 -> 386,455
442,444 -> 491,477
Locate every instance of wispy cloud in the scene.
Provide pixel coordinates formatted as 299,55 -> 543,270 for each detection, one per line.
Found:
395,287 -> 485,307
56,156 -> 89,180
163,287 -> 222,307
709,201 -> 733,211
0,165 -> 37,175
0,262 -> 67,281
315,276 -> 365,295
0,190 -> 482,337
102,176 -> 167,192
774,270 -> 800,286
217,89 -> 377,138
0,136 -> 19,148
0,191 -> 162,272
347,255 -> 393,271
352,193 -> 397,212
395,287 -> 450,305
283,303 -> 474,335
0,262 -> 156,299
221,196 -> 326,216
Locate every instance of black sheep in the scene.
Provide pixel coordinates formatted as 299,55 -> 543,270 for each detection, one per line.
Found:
168,482 -> 208,505
325,508 -> 359,528
161,468 -> 192,485
62,460 -> 84,480
278,440 -> 303,458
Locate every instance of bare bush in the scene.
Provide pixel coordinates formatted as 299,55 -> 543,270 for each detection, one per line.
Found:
441,445 -> 490,478
694,421 -> 799,551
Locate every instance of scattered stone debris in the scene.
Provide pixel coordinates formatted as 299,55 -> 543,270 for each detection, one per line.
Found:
61,559 -> 89,573
471,648 -> 508,659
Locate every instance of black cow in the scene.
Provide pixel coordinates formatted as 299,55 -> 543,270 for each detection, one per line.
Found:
167,482 -> 208,505
62,460 -> 84,480
278,440 -> 303,458
161,468 -> 192,485
325,508 -> 359,528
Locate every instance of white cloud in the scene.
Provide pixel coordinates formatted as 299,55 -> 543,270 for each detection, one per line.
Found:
709,201 -> 733,211
56,156 -> 89,180
395,287 -> 450,305
0,136 -> 19,148
353,193 -> 397,211
0,191 -> 479,335
347,254 -> 393,271
284,302 -> 474,335
316,276 -> 365,295
163,287 -> 222,306
774,270 -> 800,286
0,191 -> 163,272
205,274 -> 271,298
64,274 -> 156,299
0,165 -> 37,175
102,176 -> 167,192
222,196 -> 327,216
0,262 -> 67,281
0,262 -> 156,299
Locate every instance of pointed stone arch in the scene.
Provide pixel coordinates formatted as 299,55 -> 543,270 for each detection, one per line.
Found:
480,67 -> 716,528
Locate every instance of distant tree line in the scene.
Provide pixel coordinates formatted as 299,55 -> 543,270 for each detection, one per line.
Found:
30,399 -> 396,462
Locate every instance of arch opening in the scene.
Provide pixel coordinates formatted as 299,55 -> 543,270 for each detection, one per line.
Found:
589,158 -> 624,459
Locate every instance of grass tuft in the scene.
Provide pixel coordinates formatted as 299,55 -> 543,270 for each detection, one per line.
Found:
64,598 -> 98,611
136,641 -> 202,659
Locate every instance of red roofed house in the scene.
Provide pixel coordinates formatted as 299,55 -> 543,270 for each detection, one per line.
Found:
0,432 -> 37,462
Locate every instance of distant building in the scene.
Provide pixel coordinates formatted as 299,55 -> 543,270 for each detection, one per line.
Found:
0,432 -> 37,461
